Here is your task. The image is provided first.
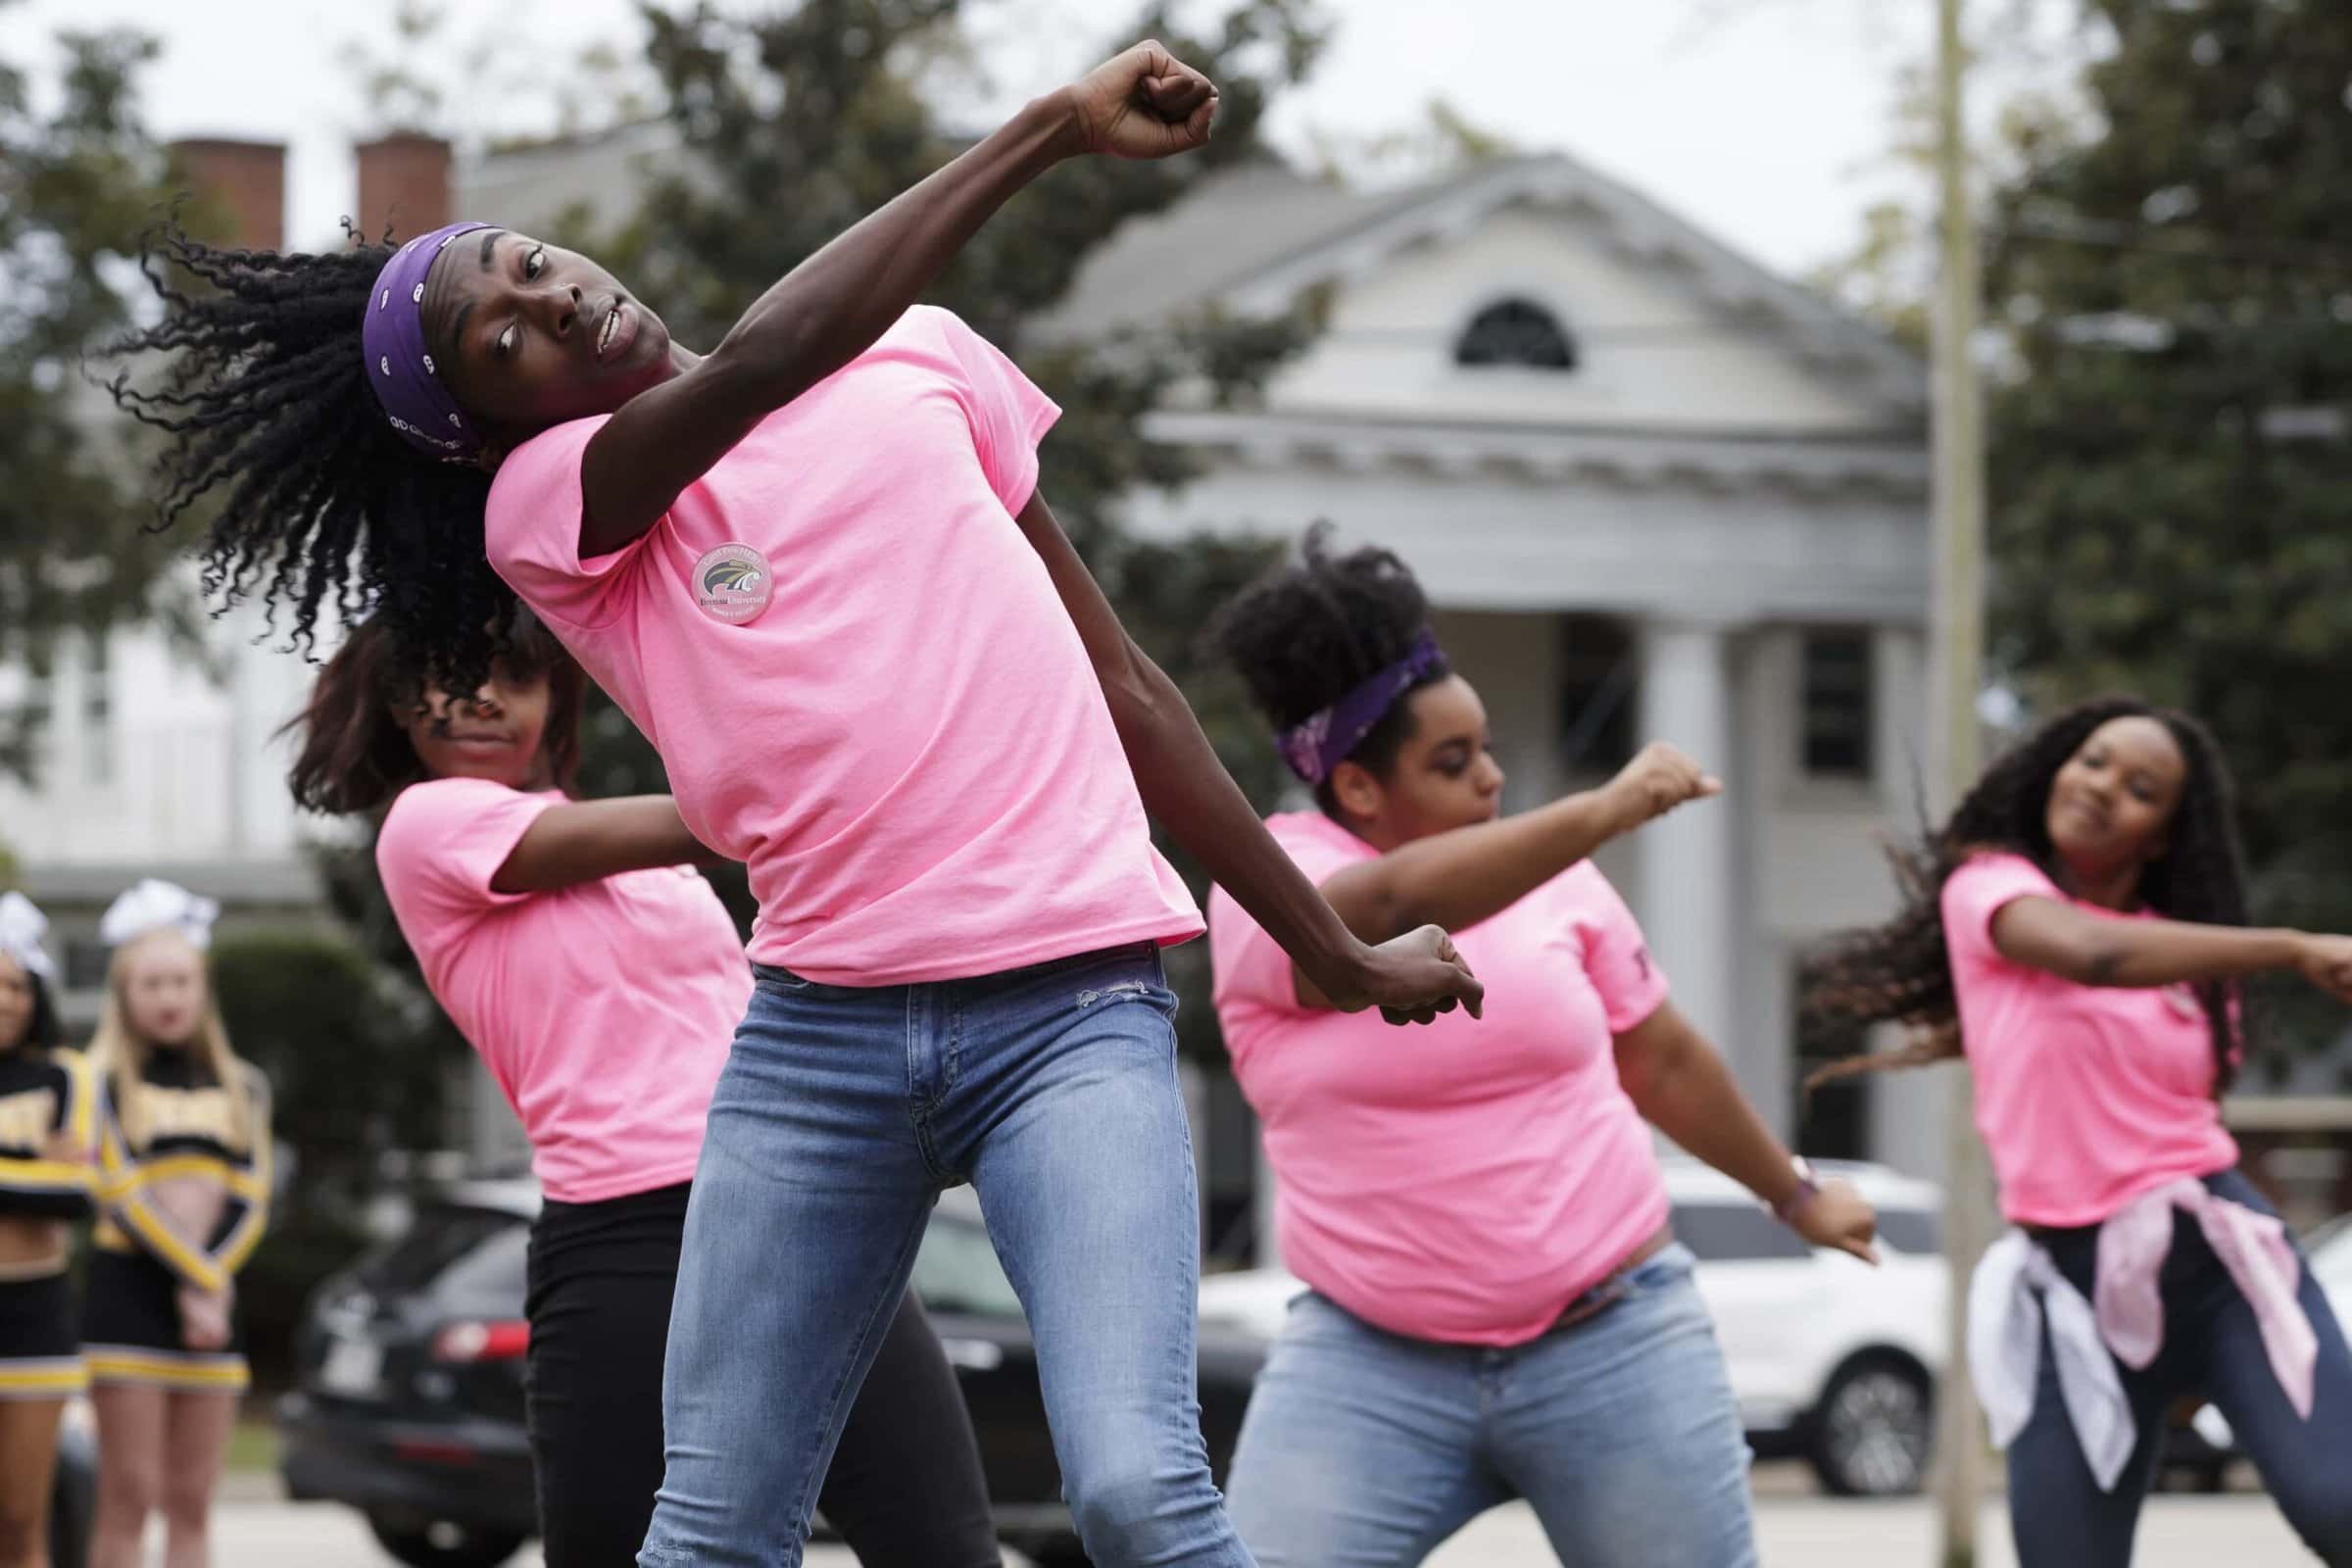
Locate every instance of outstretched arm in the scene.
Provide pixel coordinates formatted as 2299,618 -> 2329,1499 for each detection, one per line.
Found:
1314,743 -> 1718,945
1011,490 -> 1482,1024
489,796 -> 723,894
577,42 -> 1219,556
1990,898 -> 2352,999
1615,1004 -> 1879,1263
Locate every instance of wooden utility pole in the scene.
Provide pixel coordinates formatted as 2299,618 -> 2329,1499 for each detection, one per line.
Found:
1929,0 -> 1994,1563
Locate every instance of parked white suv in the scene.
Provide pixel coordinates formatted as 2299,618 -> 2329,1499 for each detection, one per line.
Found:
1196,1156 -> 1948,1495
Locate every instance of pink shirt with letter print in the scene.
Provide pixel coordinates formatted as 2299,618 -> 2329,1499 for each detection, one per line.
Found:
1941,852 -> 2238,1228
376,777 -> 749,1204
1209,810 -> 1674,1347
484,306 -> 1201,985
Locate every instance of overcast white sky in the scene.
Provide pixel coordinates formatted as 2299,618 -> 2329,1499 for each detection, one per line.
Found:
0,0 -> 2056,277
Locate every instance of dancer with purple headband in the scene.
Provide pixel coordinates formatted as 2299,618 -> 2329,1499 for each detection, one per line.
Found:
111,43 -> 1481,1568
1204,529 -> 1880,1568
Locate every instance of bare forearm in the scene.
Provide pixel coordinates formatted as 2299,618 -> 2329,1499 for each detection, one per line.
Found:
2082,922 -> 2302,987
1995,899 -> 2305,988
1324,792 -> 1631,943
707,97 -> 1076,410
579,98 -> 1082,556
1619,1010 -> 1805,1210
1111,662 -> 1363,991
492,796 -> 719,893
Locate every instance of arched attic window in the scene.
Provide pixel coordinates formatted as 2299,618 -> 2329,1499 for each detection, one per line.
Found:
1453,297 -> 1578,370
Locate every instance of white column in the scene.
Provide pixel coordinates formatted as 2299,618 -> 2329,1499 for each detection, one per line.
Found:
1638,617 -> 1741,1075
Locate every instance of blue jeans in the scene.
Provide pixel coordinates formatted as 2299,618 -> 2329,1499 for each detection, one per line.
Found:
2007,1168 -> 2352,1568
1225,1244 -> 1757,1567
638,944 -> 1251,1568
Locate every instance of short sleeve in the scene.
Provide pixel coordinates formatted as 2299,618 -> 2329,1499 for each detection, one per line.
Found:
1940,853 -> 2061,967
924,307 -> 1062,514
484,415 -> 649,630
1206,822 -> 1364,1020
1564,864 -> 1671,1033
376,779 -> 561,937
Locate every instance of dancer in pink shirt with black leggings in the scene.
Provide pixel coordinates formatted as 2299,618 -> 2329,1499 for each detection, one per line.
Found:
1807,696 -> 2352,1567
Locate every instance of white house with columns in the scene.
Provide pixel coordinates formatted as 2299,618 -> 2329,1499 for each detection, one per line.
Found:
1035,155 -> 1950,1247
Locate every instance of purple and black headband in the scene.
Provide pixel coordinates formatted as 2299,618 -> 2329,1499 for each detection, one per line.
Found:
362,220 -> 497,465
1277,630 -> 1447,786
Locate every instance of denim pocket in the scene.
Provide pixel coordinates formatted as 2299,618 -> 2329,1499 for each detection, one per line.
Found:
1074,978 -> 1181,1019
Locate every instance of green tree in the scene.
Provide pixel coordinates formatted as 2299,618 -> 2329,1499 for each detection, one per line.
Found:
211,927 -> 453,1214
1983,0 -> 2352,1049
211,926 -> 458,1380
0,16 -> 189,778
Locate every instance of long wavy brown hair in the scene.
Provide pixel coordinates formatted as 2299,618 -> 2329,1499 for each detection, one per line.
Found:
282,611 -> 586,816
1801,696 -> 2254,1097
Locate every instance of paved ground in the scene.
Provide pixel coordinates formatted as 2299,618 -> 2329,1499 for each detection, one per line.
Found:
202,1491 -> 2312,1567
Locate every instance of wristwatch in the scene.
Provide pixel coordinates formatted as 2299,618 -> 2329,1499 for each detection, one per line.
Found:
1770,1156 -> 1822,1226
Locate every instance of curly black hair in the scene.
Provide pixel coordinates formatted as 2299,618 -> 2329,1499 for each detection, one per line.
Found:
106,222 -> 514,695
1204,522 -> 1450,817
1801,696 -> 2253,1097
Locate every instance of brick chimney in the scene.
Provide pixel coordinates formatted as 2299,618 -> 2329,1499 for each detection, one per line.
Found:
166,138 -> 285,249
355,133 -> 454,243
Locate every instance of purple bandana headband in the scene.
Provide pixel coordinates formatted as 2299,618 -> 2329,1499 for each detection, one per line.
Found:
1278,630 -> 1447,786
362,221 -> 497,465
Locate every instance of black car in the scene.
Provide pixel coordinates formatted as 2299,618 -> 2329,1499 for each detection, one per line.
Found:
280,1181 -> 1266,1568
279,1189 -> 537,1568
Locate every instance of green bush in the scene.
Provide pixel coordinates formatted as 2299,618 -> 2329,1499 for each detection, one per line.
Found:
210,927 -> 461,1389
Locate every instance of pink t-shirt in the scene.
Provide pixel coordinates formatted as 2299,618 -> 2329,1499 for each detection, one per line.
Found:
1209,811 -> 1673,1347
377,777 -> 751,1203
1942,852 -> 2238,1228
484,307 -> 1200,984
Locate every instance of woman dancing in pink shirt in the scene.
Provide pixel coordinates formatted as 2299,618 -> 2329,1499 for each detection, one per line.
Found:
1204,530 -> 1880,1568
284,613 -> 999,1568
1806,696 -> 2352,1566
112,44 -> 1476,1568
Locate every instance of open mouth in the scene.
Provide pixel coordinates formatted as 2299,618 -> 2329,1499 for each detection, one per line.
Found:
596,299 -> 634,362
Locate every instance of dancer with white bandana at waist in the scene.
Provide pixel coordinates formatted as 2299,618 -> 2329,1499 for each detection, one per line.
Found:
1804,696 -> 2352,1566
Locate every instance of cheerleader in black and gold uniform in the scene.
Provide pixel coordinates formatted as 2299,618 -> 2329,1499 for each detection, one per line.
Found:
79,882 -> 269,1568
0,892 -> 95,1568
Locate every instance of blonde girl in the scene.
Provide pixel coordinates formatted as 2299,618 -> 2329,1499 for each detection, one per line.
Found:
80,882 -> 270,1568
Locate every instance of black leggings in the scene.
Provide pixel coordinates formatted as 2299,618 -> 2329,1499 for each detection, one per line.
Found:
524,1182 -> 998,1568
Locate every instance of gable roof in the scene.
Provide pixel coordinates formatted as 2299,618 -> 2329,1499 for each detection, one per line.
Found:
1035,153 -> 1925,422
